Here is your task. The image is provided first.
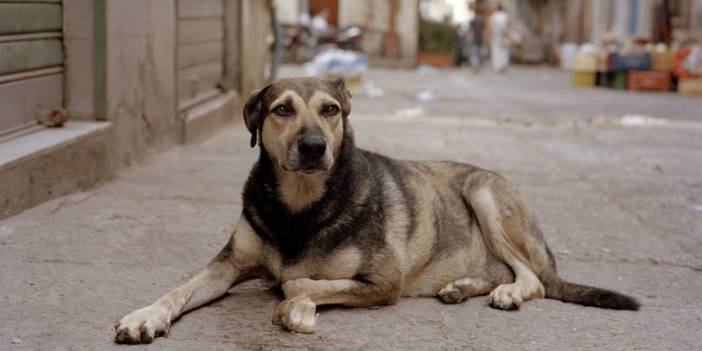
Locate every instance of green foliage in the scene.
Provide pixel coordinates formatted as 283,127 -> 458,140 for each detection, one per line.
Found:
419,18 -> 457,52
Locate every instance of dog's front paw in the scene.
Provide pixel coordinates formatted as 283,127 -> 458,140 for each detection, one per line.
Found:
114,304 -> 171,344
272,294 -> 317,333
488,283 -> 523,310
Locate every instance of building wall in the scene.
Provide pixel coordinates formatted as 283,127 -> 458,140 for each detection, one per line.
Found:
64,0 -> 95,120
0,0 -> 270,219
637,0 -> 655,38
339,0 -> 390,57
396,0 -> 419,60
105,0 -> 180,165
339,0 -> 418,63
240,0 -> 271,94
103,0 -> 271,164
573,0 -> 701,44
277,0 -> 302,25
676,0 -> 702,42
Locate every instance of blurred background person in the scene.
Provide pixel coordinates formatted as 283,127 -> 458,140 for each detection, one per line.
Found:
311,7 -> 331,36
469,4 -> 487,72
454,22 -> 469,66
488,3 -> 510,72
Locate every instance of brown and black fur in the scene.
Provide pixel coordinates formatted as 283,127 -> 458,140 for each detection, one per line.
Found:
114,77 -> 638,344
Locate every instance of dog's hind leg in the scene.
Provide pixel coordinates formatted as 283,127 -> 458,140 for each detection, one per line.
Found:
437,277 -> 494,304
463,171 -> 550,310
114,216 -> 264,344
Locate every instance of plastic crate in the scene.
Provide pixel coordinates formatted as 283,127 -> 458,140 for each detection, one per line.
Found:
613,72 -> 628,89
627,70 -> 671,92
678,78 -> 702,95
572,71 -> 596,87
651,52 -> 675,72
612,53 -> 651,72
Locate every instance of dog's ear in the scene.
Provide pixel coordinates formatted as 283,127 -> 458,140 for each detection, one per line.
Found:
329,77 -> 352,116
243,85 -> 271,148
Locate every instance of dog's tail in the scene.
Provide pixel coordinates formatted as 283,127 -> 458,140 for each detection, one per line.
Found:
542,275 -> 640,311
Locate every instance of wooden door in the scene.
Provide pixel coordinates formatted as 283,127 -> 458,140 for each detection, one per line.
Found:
309,0 -> 338,26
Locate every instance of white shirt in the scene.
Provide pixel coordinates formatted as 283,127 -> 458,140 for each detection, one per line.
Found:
489,11 -> 508,36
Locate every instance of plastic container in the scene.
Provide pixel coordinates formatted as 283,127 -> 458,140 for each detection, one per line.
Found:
651,52 -> 675,72
678,78 -> 702,95
613,72 -> 628,90
627,70 -> 671,92
572,72 -> 596,87
612,53 -> 651,72
560,43 -> 578,70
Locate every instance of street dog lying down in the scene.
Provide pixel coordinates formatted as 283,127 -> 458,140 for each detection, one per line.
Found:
115,77 -> 639,344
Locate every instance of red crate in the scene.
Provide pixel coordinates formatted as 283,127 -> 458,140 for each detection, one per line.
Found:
627,70 -> 671,92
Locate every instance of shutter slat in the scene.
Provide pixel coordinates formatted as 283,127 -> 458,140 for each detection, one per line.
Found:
178,18 -> 224,45
0,3 -> 62,35
177,41 -> 224,69
0,39 -> 63,76
177,61 -> 223,101
178,0 -> 223,19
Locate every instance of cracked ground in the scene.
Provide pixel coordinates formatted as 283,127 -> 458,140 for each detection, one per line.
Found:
1,66 -> 700,350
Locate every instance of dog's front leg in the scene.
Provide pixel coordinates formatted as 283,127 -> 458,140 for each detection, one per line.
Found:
273,276 -> 401,333
114,216 -> 262,344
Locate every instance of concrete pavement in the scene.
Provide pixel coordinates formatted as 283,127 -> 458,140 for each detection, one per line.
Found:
350,66 -> 702,123
1,67 -> 701,350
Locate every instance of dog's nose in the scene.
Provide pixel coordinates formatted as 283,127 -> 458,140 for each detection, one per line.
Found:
298,136 -> 326,160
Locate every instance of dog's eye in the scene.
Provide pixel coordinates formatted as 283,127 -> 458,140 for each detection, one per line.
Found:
272,105 -> 293,117
321,104 -> 339,117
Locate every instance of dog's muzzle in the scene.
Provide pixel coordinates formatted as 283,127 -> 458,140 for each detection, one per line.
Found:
296,135 -> 328,171
298,135 -> 326,160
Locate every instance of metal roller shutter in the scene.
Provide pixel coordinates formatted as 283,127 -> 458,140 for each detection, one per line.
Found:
177,0 -> 225,111
0,0 -> 64,137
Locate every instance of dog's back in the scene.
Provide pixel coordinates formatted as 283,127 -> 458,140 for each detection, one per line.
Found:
354,151 -> 515,296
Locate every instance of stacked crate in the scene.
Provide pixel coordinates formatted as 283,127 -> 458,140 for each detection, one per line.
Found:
678,79 -> 702,95
627,52 -> 674,92
611,53 -> 653,90
596,52 -> 615,88
627,70 -> 671,91
652,51 -> 675,72
566,44 -> 702,95
572,53 -> 598,87
674,47 -> 702,95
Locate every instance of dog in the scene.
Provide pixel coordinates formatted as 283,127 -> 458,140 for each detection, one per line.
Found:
114,77 -> 639,344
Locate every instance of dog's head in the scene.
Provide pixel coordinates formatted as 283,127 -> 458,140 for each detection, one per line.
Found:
243,77 -> 352,174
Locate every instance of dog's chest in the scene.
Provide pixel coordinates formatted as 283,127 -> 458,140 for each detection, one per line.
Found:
263,245 -> 362,282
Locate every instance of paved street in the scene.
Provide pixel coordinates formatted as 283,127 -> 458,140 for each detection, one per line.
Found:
1,66 -> 701,350
347,65 -> 702,123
